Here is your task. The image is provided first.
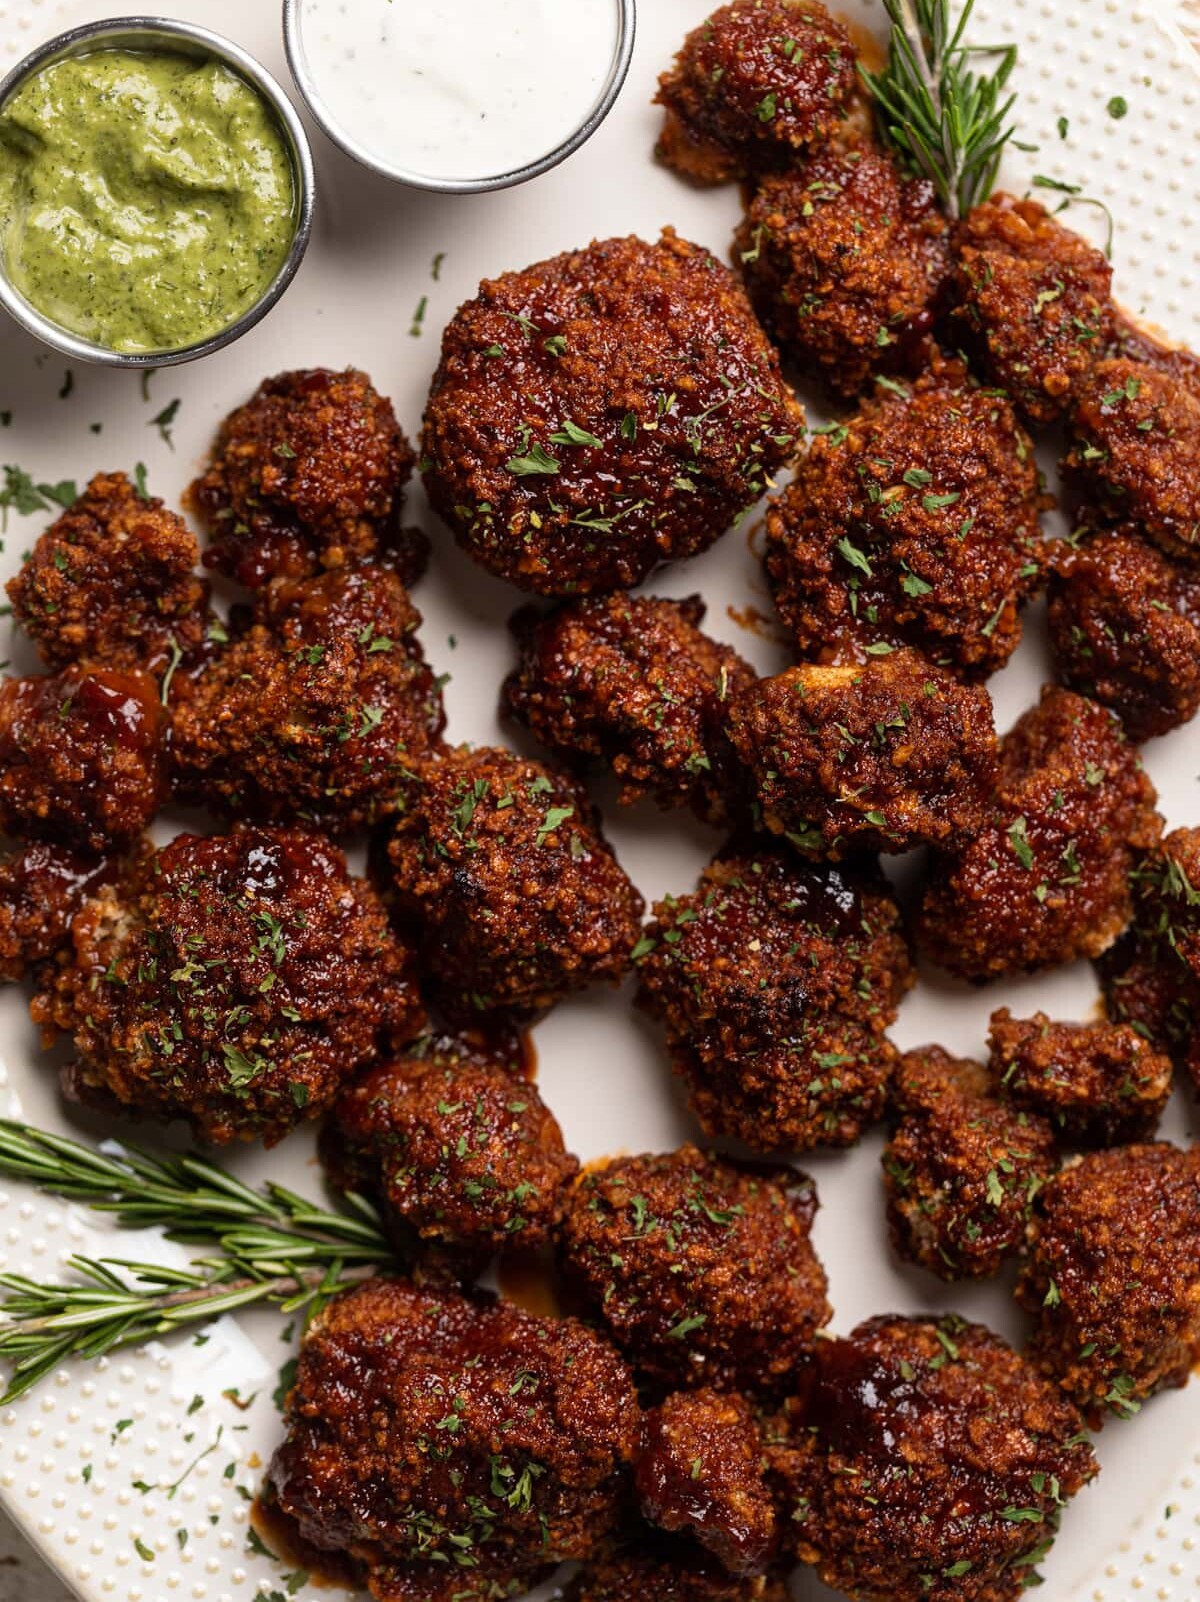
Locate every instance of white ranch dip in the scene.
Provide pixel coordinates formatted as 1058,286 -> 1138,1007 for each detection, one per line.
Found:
294,0 -> 623,183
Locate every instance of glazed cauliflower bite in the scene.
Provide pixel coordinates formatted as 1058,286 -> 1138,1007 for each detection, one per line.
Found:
1017,1143 -> 1200,1418
882,1046 -> 1058,1282
1063,358 -> 1200,562
916,687 -> 1161,980
726,650 -> 997,858
987,1009 -> 1172,1148
170,565 -> 444,833
32,826 -> 424,1145
421,230 -> 803,595
558,1145 -> 830,1394
503,593 -> 756,824
654,0 -> 857,184
321,1028 -> 577,1271
736,142 -> 951,399
776,1315 -> 1098,1602
636,846 -> 914,1151
0,666 -> 164,851
765,359 -> 1045,679
7,471 -> 210,677
382,745 -> 643,1021
1099,825 -> 1200,1092
949,194 -> 1114,425
636,1388 -> 777,1577
0,843 -> 120,983
1048,525 -> 1200,740
191,368 -> 420,587
571,1538 -> 791,1602
268,1277 -> 642,1599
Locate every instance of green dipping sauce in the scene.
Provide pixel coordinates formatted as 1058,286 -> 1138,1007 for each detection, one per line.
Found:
0,48 -> 296,353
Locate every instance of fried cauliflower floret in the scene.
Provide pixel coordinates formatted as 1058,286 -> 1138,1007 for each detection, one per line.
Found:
916,687 -> 1161,980
765,360 -> 1044,679
558,1146 -> 830,1395
6,472 -> 210,676
1048,525 -> 1200,740
882,1047 -> 1057,1282
383,746 -> 643,1020
726,650 -> 996,857
736,143 -> 951,399
170,566 -> 444,833
191,368 -> 419,587
988,1009 -> 1171,1148
421,231 -> 803,596
0,667 -> 164,851
1063,359 -> 1200,561
636,1389 -> 776,1577
570,1538 -> 790,1602
776,1315 -> 1097,1602
321,1029 -> 577,1269
1099,826 -> 1200,1092
268,1277 -> 642,1594
503,593 -> 755,824
949,194 -> 1114,425
637,847 -> 913,1150
362,1557 -> 549,1602
654,0 -> 856,185
1016,1143 -> 1200,1417
1107,313 -> 1200,387
0,842 -> 118,983
32,827 -> 424,1145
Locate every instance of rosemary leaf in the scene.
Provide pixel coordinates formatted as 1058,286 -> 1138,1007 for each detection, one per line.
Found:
863,0 -> 1018,219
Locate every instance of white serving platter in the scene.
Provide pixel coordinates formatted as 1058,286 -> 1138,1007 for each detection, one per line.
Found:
0,2 -> 1199,1600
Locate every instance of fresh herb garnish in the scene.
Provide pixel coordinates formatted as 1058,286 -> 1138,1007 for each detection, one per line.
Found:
505,443 -> 561,477
862,0 -> 1017,218
150,398 -> 181,449
0,1119 -> 391,1401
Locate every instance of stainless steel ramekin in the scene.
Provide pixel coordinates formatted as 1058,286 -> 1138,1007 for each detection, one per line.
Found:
282,0 -> 637,194
0,16 -> 316,368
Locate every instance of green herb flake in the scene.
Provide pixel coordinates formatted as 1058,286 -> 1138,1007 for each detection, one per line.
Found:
150,398 -> 182,449
667,1313 -> 708,1340
505,443 -> 561,477
550,419 -> 603,449
536,805 -> 575,845
836,535 -> 873,577
1007,816 -> 1035,871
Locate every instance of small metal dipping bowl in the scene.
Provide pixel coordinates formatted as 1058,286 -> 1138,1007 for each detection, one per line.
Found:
283,0 -> 637,194
0,16 -> 316,368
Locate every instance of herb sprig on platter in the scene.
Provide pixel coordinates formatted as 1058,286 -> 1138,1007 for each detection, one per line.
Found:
863,0 -> 1018,218
0,1121 -> 391,1401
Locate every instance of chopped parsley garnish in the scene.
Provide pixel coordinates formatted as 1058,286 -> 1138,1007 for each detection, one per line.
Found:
150,398 -> 181,448
549,418 -> 603,448
506,443 -> 561,477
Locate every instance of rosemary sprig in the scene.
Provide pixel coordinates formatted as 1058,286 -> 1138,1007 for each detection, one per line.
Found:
0,1120 -> 392,1401
863,0 -> 1018,219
